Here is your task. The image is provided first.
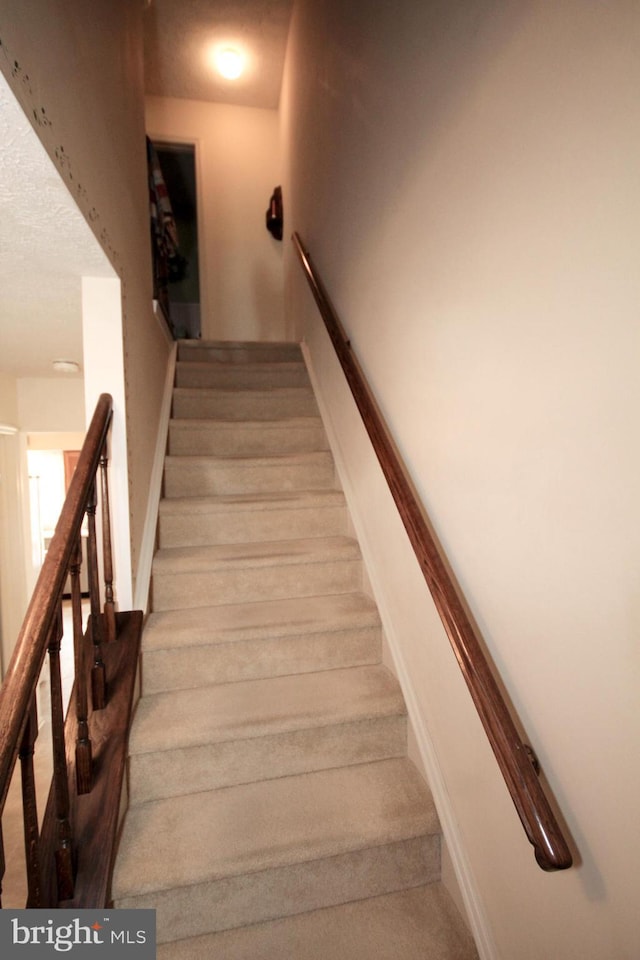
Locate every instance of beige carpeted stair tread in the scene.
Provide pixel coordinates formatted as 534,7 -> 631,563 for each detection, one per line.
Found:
175,360 -> 310,389
152,535 -> 360,576
140,594 -> 382,693
128,665 -> 407,802
152,544 -> 362,610
172,385 -> 319,420
177,340 -> 303,364
142,593 -> 380,652
168,415 -> 328,456
112,758 -> 438,901
158,490 -> 344,546
163,450 -> 336,497
158,488 -> 345,518
164,451 -> 332,469
158,488 -> 347,547
156,885 -> 478,960
174,385 -> 314,398
129,665 -> 405,755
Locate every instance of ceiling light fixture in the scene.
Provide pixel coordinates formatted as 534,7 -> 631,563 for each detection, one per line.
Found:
215,47 -> 245,80
52,359 -> 80,374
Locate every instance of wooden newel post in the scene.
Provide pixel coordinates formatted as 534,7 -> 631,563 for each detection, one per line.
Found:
19,695 -> 43,906
99,445 -> 116,645
70,537 -> 92,794
86,479 -> 106,710
47,608 -> 75,901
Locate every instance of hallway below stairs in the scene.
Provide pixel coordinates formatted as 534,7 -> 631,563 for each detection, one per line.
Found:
111,340 -> 477,959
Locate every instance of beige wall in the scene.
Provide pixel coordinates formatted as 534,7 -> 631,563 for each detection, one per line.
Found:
282,2 -> 640,957
0,1 -> 171,595
0,433 -> 27,679
146,96 -> 285,342
16,378 -> 85,433
0,375 -> 23,678
0,374 -> 85,676
0,374 -> 18,426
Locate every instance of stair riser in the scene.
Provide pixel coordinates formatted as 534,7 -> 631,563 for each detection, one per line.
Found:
164,456 -> 335,499
129,716 -> 407,805
173,392 -> 318,421
178,343 -> 302,364
152,559 -> 362,611
155,885 -> 478,960
159,503 -> 347,548
168,421 -> 329,457
176,363 -> 310,390
142,626 -> 382,694
114,835 -> 440,944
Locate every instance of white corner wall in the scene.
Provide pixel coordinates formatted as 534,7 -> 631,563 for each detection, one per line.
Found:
282,2 -> 640,958
82,277 -> 132,609
0,376 -> 25,679
146,95 -> 285,342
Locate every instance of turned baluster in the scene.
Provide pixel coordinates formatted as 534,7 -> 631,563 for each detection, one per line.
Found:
47,608 -> 74,901
86,479 -> 106,710
99,446 -> 116,644
70,537 -> 92,794
0,822 -> 5,907
19,695 -> 43,906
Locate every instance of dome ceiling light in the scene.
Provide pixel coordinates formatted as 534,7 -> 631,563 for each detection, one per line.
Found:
52,359 -> 80,374
213,47 -> 245,80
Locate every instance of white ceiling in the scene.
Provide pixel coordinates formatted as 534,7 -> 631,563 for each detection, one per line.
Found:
0,1 -> 292,385
144,0 -> 293,108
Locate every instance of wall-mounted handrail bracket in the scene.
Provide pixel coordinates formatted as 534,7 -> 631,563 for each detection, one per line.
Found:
525,744 -> 541,775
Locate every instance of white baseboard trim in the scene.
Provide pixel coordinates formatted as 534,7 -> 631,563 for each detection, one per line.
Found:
133,340 -> 177,613
300,340 -> 498,960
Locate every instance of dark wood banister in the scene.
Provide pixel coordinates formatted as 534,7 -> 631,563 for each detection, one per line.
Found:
292,231 -> 573,872
0,394 -> 113,818
0,391 -> 142,909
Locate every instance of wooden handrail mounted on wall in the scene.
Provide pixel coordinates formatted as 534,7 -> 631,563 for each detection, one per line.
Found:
292,231 -> 573,871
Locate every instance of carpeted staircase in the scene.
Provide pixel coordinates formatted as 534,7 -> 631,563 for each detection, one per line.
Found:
111,341 -> 478,959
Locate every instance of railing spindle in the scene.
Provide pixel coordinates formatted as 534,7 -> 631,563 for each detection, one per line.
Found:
0,821 -> 5,907
86,480 -> 106,710
99,446 -> 116,645
70,538 -> 92,795
47,607 -> 74,901
19,695 -> 42,906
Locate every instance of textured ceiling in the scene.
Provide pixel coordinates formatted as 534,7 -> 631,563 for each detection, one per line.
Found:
144,0 -> 293,108
0,73 -> 113,381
